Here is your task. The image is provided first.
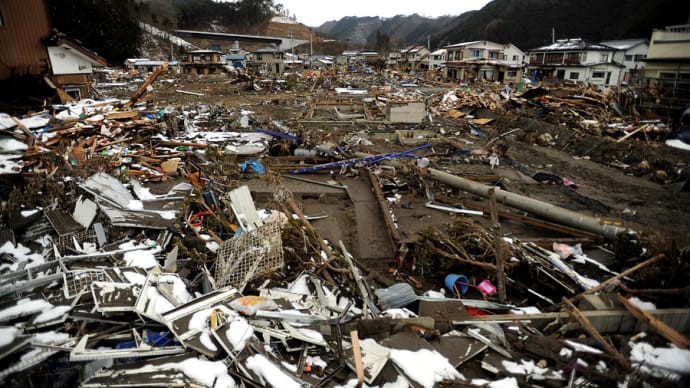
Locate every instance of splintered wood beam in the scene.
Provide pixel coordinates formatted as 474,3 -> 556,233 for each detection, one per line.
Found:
124,62 -> 168,108
562,297 -> 631,371
571,254 -> 665,302
615,294 -> 690,349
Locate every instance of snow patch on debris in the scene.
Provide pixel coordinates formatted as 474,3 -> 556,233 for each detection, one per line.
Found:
33,331 -> 71,345
159,274 -> 193,304
0,326 -> 21,347
156,358 -> 235,388
245,353 -> 300,388
564,339 -> 604,354
0,298 -> 53,322
629,341 -> 690,378
628,296 -> 656,310
389,348 -> 463,388
33,305 -> 71,324
124,249 -> 158,269
0,241 -> 46,272
666,139 -> 690,151
227,316 -> 253,352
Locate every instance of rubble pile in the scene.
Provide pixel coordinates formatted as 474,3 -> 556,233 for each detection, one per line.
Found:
0,66 -> 689,387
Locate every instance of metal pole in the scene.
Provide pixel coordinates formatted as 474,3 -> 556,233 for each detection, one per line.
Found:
428,168 -> 628,238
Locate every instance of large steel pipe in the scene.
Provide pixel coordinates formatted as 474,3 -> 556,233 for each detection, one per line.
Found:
428,168 -> 628,238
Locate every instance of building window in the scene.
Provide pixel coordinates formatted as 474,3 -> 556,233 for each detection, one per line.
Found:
471,49 -> 482,58
507,71 -> 517,77
512,55 -> 518,61
601,54 -> 609,61
634,54 -> 646,62
256,54 -> 263,60
592,72 -> 605,78
569,72 -> 580,80
625,55 -> 633,61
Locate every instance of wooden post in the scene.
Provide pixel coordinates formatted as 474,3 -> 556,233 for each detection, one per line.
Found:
562,297 -> 631,370
350,330 -> 364,388
489,188 -> 506,303
615,294 -> 690,349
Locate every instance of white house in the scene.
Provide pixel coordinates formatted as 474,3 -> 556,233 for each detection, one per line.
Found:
399,45 -> 430,73
443,41 -> 525,83
46,38 -> 107,100
428,48 -> 447,70
600,39 -> 648,84
527,38 -> 624,86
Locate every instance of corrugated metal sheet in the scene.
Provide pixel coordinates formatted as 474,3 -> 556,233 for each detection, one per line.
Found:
0,0 -> 51,79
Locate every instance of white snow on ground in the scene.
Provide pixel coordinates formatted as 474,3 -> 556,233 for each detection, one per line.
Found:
0,298 -> 53,322
0,241 -> 46,272
628,296 -> 656,310
666,139 -> 690,151
381,308 -> 418,319
33,331 -> 70,344
139,22 -> 198,50
146,358 -> 236,388
159,274 -> 193,303
389,348 -> 463,388
336,376 -> 409,388
0,154 -> 24,174
564,339 -> 604,354
123,271 -> 147,285
123,249 -> 158,269
0,113 -> 16,129
245,354 -> 300,388
0,137 -> 28,153
0,326 -> 21,347
119,240 -> 161,269
33,305 -> 72,324
227,316 -> 253,352
630,341 -> 690,377
488,377 -> 520,387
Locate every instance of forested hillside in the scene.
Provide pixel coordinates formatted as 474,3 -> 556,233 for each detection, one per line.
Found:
432,0 -> 690,49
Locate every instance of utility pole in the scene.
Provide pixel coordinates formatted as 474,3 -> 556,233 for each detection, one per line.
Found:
552,27 -> 555,44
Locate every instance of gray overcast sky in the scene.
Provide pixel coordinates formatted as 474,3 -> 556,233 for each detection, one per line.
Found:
275,0 -> 493,27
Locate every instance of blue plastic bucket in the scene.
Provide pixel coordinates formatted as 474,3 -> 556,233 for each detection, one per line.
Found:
444,274 -> 469,296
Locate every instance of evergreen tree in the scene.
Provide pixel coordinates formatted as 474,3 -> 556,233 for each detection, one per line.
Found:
46,0 -> 142,64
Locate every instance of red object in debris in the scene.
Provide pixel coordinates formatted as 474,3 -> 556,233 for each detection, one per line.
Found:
188,210 -> 212,229
407,275 -> 423,289
465,306 -> 488,316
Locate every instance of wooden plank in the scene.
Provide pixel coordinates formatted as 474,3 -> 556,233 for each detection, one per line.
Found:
616,125 -> 646,143
350,330 -> 364,388
106,111 -> 140,120
562,297 -> 631,370
615,294 -> 690,349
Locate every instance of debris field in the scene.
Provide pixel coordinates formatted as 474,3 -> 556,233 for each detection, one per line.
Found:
0,67 -> 689,387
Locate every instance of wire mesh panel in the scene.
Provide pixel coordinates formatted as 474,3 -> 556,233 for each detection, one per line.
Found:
63,270 -> 108,298
54,229 -> 99,256
215,220 -> 284,290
